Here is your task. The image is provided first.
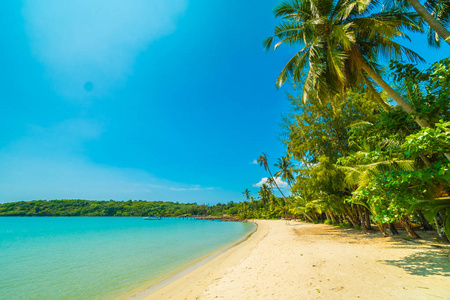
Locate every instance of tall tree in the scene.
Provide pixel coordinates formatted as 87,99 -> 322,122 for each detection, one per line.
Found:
267,176 -> 279,195
274,156 -> 295,187
388,0 -> 450,46
258,153 -> 288,198
258,153 -> 313,221
416,0 -> 450,45
242,189 -> 252,201
264,0 -> 432,129
258,183 -> 272,206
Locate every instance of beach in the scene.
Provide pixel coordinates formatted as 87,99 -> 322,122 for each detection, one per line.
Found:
139,220 -> 450,300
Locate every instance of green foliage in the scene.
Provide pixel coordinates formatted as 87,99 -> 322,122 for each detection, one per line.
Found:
284,91 -> 381,225
338,222 -> 351,228
390,59 -> 450,123
0,200 -> 240,218
266,0 -> 422,112
262,0 -> 450,239
403,120 -> 450,157
413,198 -> 450,240
0,197 -> 305,221
270,58 -> 449,238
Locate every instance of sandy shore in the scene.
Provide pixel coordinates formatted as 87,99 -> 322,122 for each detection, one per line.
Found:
139,220 -> 450,299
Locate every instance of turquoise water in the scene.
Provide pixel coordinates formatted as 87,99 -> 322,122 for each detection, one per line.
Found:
0,217 -> 255,299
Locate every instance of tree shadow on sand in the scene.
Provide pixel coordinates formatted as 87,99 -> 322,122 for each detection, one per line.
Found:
291,222 -> 450,277
383,251 -> 450,276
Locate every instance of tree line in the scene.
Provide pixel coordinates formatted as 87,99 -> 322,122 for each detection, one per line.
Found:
0,199 -> 266,218
240,0 -> 449,240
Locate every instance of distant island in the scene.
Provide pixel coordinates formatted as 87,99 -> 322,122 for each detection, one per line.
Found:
0,199 -> 249,217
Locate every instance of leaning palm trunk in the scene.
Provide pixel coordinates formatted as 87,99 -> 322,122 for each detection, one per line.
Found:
329,211 -> 339,224
407,0 -> 450,46
416,210 -> 433,230
377,221 -> 390,237
399,215 -> 421,239
357,55 -> 450,161
355,53 -> 431,128
266,167 -> 313,222
389,222 -> 399,235
344,207 -> 360,228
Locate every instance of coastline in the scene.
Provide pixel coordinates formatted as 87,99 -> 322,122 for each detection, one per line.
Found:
136,220 -> 450,300
128,221 -> 258,300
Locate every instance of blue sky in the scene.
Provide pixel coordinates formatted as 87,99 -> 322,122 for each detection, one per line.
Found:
0,0 -> 448,204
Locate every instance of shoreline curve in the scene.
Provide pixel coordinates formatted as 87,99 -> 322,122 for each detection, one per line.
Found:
129,220 -> 260,300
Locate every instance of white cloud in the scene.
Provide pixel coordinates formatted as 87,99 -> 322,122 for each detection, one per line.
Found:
252,177 -> 288,189
22,0 -> 187,98
170,186 -> 215,191
250,159 -> 258,165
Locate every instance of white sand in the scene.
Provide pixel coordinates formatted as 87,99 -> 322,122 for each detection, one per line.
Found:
139,220 -> 450,300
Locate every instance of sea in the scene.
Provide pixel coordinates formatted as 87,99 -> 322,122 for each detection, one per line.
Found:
0,217 -> 255,299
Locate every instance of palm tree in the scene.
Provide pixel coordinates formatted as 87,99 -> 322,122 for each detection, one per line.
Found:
266,176 -> 276,193
338,146 -> 415,192
416,0 -> 450,45
258,183 -> 272,206
274,156 -> 295,187
242,189 -> 252,201
388,0 -> 450,46
258,153 -> 288,198
337,144 -> 424,238
258,153 -> 313,221
264,0 -> 432,129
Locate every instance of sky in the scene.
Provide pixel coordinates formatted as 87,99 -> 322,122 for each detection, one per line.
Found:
0,0 -> 448,205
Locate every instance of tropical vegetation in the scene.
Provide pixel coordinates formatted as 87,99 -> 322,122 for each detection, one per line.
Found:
0,199 -> 240,218
249,0 -> 450,240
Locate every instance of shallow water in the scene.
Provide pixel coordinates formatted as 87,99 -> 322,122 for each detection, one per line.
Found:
0,217 -> 255,299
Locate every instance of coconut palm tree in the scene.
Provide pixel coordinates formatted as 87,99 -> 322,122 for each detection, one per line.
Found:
258,183 -> 272,206
415,0 -> 450,46
264,0 -> 432,128
337,143 -> 425,238
242,189 -> 252,201
258,153 -> 313,221
267,177 -> 280,194
387,0 -> 450,46
258,153 -> 288,198
274,156 -> 295,187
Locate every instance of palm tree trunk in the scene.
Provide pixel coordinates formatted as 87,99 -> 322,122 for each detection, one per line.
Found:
267,167 -> 313,222
419,154 -> 432,167
344,207 -> 360,228
357,204 -> 369,233
325,211 -> 332,223
416,209 -> 433,230
364,207 -> 372,230
356,55 -> 431,128
407,0 -> 450,46
399,215 -> 421,239
358,54 -> 450,160
329,211 -> 339,224
377,222 -> 390,237
434,216 -> 444,238
364,77 -> 391,111
389,222 -> 399,235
